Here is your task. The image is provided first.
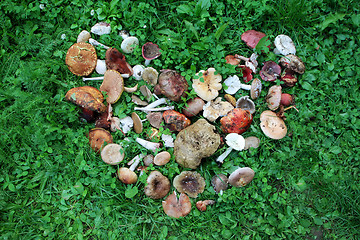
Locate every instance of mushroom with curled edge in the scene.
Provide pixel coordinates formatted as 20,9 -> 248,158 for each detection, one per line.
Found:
236,96 -> 256,115
279,54 -> 305,74
154,69 -> 189,102
133,65 -> 145,81
220,108 -> 253,135
65,42 -> 97,76
105,48 -> 133,76
162,191 -> 191,218
144,170 -> 171,199
118,153 -> 145,184
265,85 -> 282,111
203,97 -> 234,122
260,61 -> 281,82
142,42 -> 162,66
228,167 -> 255,187
142,67 -> 159,86
173,171 -> 206,198
88,128 -> 113,153
211,174 -> 229,194
192,68 -> 222,102
274,34 -> 296,56
100,143 -> 125,165
215,133 -> 245,165
260,110 -> 287,140
196,200 -> 215,212
244,136 -> 260,150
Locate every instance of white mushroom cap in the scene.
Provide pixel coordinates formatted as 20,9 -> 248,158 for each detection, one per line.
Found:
224,75 -> 241,94
225,133 -> 245,151
91,22 -> 111,35
77,30 -> 91,43
274,34 -> 296,56
118,116 -> 134,134
260,110 -> 287,139
142,67 -> 159,86
121,36 -> 139,54
192,68 -> 222,101
162,134 -> 174,148
133,65 -> 145,80
95,59 -> 107,75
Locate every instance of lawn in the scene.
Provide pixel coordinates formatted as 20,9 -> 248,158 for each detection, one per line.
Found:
0,0 -> 359,239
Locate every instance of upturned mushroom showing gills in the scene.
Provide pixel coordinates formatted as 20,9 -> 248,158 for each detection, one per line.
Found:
228,167 -> 255,187
220,108 -> 253,135
144,170 -> 170,199
65,42 -> 97,76
142,42 -> 162,66
236,96 -> 256,114
154,69 -> 189,102
203,97 -> 234,122
260,61 -> 281,81
105,48 -> 133,76
173,171 -> 206,198
273,34 -> 296,56
260,110 -> 287,139
279,54 -> 305,74
162,191 -> 191,218
215,133 -> 245,165
192,68 -> 222,102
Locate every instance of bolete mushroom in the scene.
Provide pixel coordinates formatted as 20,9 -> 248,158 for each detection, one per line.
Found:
154,69 -> 189,102
228,167 -> 255,187
220,108 -> 253,135
173,171 -> 206,198
260,110 -> 287,139
100,143 -> 125,165
65,42 -> 97,76
88,128 -> 113,152
162,191 -> 191,218
215,133 -> 245,165
144,170 -> 171,199
192,68 -> 222,102
142,42 -> 162,66
99,70 -> 124,104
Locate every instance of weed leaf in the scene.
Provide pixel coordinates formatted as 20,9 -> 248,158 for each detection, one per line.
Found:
318,13 -> 346,31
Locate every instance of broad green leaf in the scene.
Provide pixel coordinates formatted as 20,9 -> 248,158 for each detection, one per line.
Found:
184,20 -> 199,40
351,14 -> 360,26
318,13 -> 346,31
125,185 -> 138,198
197,0 -> 211,10
177,4 -> 192,14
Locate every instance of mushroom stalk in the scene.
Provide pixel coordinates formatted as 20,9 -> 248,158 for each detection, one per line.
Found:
136,138 -> 161,152
82,74 -> 129,82
134,106 -> 174,112
89,38 -> 109,49
215,147 -> 233,165
134,98 -> 171,112
239,82 -> 252,91
144,59 -> 152,66
128,153 -> 145,171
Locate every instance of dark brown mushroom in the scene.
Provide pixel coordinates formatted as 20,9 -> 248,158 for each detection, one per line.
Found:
144,170 -> 171,199
173,171 -> 206,198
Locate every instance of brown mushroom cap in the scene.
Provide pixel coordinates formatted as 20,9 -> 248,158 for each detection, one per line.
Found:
146,112 -> 163,129
143,154 -> 154,166
228,167 -> 255,187
250,78 -> 262,100
100,143 -> 125,165
154,151 -> 171,166
163,110 -> 191,132
65,86 -> 106,113
211,174 -> 229,193
279,54 -> 305,74
65,42 -> 97,76
225,55 -> 241,65
260,110 -> 287,139
192,68 -> 222,102
99,70 -> 124,104
88,128 -> 113,152
266,85 -> 282,111
142,42 -> 162,60
162,191 -> 191,218
173,171 -> 206,198
118,167 -> 138,184
144,170 -> 171,199
244,136 -> 260,150
241,30 -> 266,49
154,69 -> 189,102
182,97 -> 205,117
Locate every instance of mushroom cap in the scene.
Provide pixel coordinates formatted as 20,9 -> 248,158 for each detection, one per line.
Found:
211,174 -> 229,193
228,167 -> 255,187
281,69 -> 298,87
203,97 -> 234,122
139,85 -> 153,102
117,116 -> 134,133
121,36 -> 139,54
99,70 -> 124,104
224,94 -> 237,107
142,42 -> 162,60
131,112 -> 143,134
101,143 -> 125,165
144,170 -> 171,199
65,86 -> 106,113
240,66 -> 253,83
274,34 -> 296,56
161,134 -> 174,148
266,85 -> 282,110
163,110 -> 191,132
196,200 -> 215,211
91,22 -> 111,35
220,108 -> 253,135
88,128 -> 113,152
77,30 -> 91,43
224,75 -> 241,95
260,61 -> 281,81
154,151 -> 171,166
244,136 -> 260,150
65,42 -> 97,76
118,167 -> 138,184
154,69 -> 189,102
279,54 -> 305,74
250,78 -> 262,100
236,96 -> 256,114
182,97 -> 205,117
260,110 -> 287,139
146,112 -> 163,129
143,154 -> 154,166
280,93 -> 295,106
225,55 -> 241,65
105,48 -> 133,75
142,67 -> 159,86
241,30 -> 266,49
192,68 -> 222,102
133,65 -> 145,80
95,59 -> 107,75
225,133 -> 245,151
173,171 -> 206,198
162,191 -> 191,218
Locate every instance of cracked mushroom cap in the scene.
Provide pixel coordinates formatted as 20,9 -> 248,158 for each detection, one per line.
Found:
144,170 -> 171,199
228,167 -> 255,187
266,85 -> 282,111
173,171 -> 206,198
100,70 -> 124,104
279,54 -> 305,74
162,191 -> 191,218
192,68 -> 222,102
65,42 -> 97,76
100,143 -> 125,165
274,34 -> 296,56
260,110 -> 287,139
211,174 -> 229,193
203,97 -> 234,122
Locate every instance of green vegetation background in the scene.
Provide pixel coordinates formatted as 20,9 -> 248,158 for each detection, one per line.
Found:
0,0 -> 359,239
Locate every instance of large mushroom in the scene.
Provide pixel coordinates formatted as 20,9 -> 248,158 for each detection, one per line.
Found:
65,42 -> 97,76
273,34 -> 296,55
260,110 -> 287,139
65,86 -> 106,113
144,171 -> 171,199
154,69 -> 189,102
99,70 -> 124,104
162,191 -> 191,218
173,171 -> 206,198
192,68 -> 222,102
105,48 -> 133,76
220,108 -> 253,135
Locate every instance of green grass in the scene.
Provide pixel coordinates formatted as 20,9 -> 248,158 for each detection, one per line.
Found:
1,0 -> 359,239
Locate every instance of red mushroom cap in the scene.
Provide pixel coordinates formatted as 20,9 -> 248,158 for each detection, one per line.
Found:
240,66 -> 253,83
105,48 -> 133,76
220,108 -> 253,134
241,30 -> 266,49
142,42 -> 162,60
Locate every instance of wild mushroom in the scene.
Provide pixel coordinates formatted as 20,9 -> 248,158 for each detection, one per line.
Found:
163,110 -> 191,132
260,110 -> 287,139
146,112 -> 163,129
154,69 -> 189,102
144,171 -> 171,199
161,134 -> 174,148
77,30 -> 91,43
244,136 -> 260,150
260,61 -> 281,81
241,30 -> 267,49
215,133 -> 245,165
162,191 -> 191,218
95,59 -> 107,75
265,85 -> 282,111
192,68 -> 222,102
136,137 -> 161,153
154,151 -> 171,166
250,78 -> 262,100
88,128 -> 113,152
182,97 -> 205,117
65,42 -> 97,76
65,86 -> 106,113
101,143 -> 125,165
203,97 -> 234,122
224,94 -> 237,107
115,116 -> 133,133
281,69 -> 298,87
235,53 -> 258,73
274,34 -> 296,56
105,48 -> 133,76
211,174 -> 228,194
142,67 -> 159,86
131,112 -> 143,134
91,22 -> 111,35
196,200 -> 215,212
121,36 -> 139,54
223,75 -> 241,95
118,153 -> 144,184
236,96 -> 256,114
279,54 -> 305,74
142,42 -> 162,65
140,85 -> 153,102
220,108 -> 253,134
99,70 -> 124,104
223,76 -> 261,100
131,95 -> 148,106
134,98 -> 173,112
228,167 -> 255,187
133,65 -> 145,80
239,66 -> 253,83
225,55 -> 241,65
173,171 -> 206,198
280,93 -> 295,106
143,154 -> 154,166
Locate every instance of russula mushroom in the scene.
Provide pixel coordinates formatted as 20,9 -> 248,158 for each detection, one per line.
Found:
279,54 -> 305,74
99,70 -> 124,104
241,30 -> 267,49
235,53 -> 259,73
118,153 -> 144,184
244,136 -> 260,150
146,112 -> 163,129
240,66 -> 253,83
162,191 -> 191,218
260,110 -> 287,139
163,110 -> 191,132
65,86 -> 106,113
142,67 -> 159,86
228,167 -> 255,187
88,128 -> 113,152
215,133 -> 245,165
280,93 -> 295,106
121,36 -> 139,54
182,97 -> 205,117
101,143 -> 125,165
223,75 -> 241,95
266,85 -> 282,110
203,97 -> 234,122
105,48 -> 133,76
65,42 -> 97,76
144,171 -> 171,199
220,108 -> 253,134
77,30 -> 91,43
154,151 -> 171,166
174,119 -> 220,169
91,22 -> 111,35
196,200 -> 215,212
192,68 -> 222,102
274,34 -> 296,55
136,137 -> 161,153
281,69 -> 298,87
142,42 -> 162,66
260,61 -> 281,81
236,96 -> 256,114
173,171 -> 206,198
133,65 -> 145,80
211,174 -> 228,194
154,69 -> 189,102
131,112 -> 143,134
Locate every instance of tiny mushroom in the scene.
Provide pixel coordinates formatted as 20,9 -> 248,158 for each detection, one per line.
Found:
173,171 -> 206,198
121,36 -> 139,54
225,55 -> 241,65
236,96 -> 256,114
211,174 -> 229,194
266,85 -> 282,110
215,133 -> 245,165
196,200 -> 215,212
162,191 -> 191,218
118,153 -> 144,184
65,42 -> 97,76
91,22 -> 111,35
260,61 -> 281,81
142,67 -> 159,86
144,170 -> 171,199
142,42 -> 162,66
274,34 -> 296,55
244,136 -> 260,150
154,151 -> 171,166
220,108 -> 253,135
182,97 -> 205,117
88,128 -> 113,153
279,54 -> 305,74
203,97 -> 234,122
101,143 -> 125,165
133,65 -> 145,80
228,167 -> 255,187
77,30 -> 91,43
260,110 -> 287,139
241,30 -> 267,49
154,69 -> 189,102
192,68 -> 222,102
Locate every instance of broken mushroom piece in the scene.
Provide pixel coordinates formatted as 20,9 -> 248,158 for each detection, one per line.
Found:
105,48 -> 133,76
266,85 -> 282,111
220,108 -> 253,134
118,153 -> 144,184
121,36 -> 139,54
250,78 -> 262,100
211,174 -> 229,194
131,112 -> 143,134
161,134 -> 174,148
244,136 -> 260,150
281,69 -> 298,87
236,96 -> 256,114
235,53 -> 259,73
173,171 -> 206,198
260,110 -> 287,139
154,69 -> 189,102
182,97 -> 205,117
88,38 -> 110,49
77,30 -> 91,43
142,67 -> 159,86
88,128 -> 113,153
99,70 -> 124,104
279,54 -> 306,74
65,42 -> 97,76
196,200 -> 215,212
192,68 -> 222,102
154,151 -> 171,166
144,171 -> 171,199
91,22 -> 111,35
142,42 -> 162,66
274,34 -> 296,56
162,191 -> 191,218
215,133 -> 245,165
260,61 -> 281,82
228,167 -> 255,187
203,97 -> 234,122
101,143 -> 125,165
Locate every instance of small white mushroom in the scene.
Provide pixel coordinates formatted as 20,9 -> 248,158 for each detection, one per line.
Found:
91,22 -> 111,35
121,36 -> 139,54
95,59 -> 107,75
273,35 -> 296,56
215,133 -> 245,165
223,76 -> 241,95
133,65 -> 145,80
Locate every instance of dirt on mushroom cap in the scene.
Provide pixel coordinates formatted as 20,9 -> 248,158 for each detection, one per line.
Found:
173,171 -> 206,198
65,42 -> 97,76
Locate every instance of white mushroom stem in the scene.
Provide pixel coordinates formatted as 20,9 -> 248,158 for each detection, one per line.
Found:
144,59 -> 152,66
89,38 -> 109,49
82,74 -> 129,82
235,55 -> 249,62
215,147 -> 233,165
134,106 -> 174,112
239,82 -> 252,91
127,153 -> 145,169
134,98 -> 170,112
136,138 -> 161,152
